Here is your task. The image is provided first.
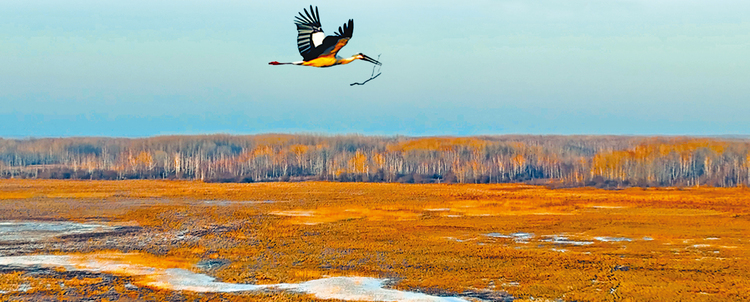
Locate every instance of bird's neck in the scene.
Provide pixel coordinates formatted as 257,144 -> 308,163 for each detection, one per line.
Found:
336,56 -> 358,65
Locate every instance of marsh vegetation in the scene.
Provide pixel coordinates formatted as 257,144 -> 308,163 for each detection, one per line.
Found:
0,180 -> 748,301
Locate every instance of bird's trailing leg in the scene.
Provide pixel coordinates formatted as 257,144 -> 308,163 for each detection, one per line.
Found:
268,61 -> 303,65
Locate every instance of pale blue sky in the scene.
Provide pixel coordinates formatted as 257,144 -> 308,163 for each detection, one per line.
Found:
1,0 -> 749,137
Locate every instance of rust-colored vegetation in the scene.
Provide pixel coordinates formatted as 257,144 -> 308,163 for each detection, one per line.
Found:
1,179 -> 749,301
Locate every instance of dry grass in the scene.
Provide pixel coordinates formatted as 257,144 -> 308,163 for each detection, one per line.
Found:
1,179 -> 749,301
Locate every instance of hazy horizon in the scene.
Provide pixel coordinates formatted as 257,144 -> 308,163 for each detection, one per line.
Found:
2,0 -> 749,137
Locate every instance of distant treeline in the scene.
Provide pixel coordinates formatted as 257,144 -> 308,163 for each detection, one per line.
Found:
1,134 -> 749,188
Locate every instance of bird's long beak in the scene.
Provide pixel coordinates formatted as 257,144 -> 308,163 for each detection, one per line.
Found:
360,54 -> 382,66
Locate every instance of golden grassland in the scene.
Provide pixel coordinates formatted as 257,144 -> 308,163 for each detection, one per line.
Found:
1,179 -> 749,301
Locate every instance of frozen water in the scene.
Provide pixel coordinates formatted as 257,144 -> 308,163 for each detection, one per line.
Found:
0,221 -> 115,242
0,254 -> 469,302
200,200 -> 276,206
297,277 -> 468,302
270,211 -> 314,217
485,232 -> 534,242
594,237 -> 632,242
148,268 -> 279,292
17,284 -> 31,292
510,232 -> 534,240
542,236 -> 594,246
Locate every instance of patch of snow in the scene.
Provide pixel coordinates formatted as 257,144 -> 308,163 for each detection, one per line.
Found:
445,237 -> 479,243
201,200 -> 274,206
511,232 -> 534,240
0,221 -> 116,242
445,237 -> 463,242
542,236 -> 593,246
270,211 -> 314,217
0,254 -> 469,302
298,277 -> 468,302
594,237 -> 632,242
485,232 -> 534,243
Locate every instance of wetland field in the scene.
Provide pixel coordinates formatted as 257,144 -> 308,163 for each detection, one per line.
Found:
0,180 -> 749,301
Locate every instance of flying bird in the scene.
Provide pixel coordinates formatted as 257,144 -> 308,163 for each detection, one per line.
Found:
269,6 -> 382,68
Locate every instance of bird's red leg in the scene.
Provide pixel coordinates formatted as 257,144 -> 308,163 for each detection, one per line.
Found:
269,61 -> 302,66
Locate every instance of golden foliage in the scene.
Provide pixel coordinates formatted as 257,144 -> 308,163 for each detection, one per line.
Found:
386,137 -> 492,153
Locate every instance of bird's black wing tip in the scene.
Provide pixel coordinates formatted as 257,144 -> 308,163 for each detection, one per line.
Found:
335,19 -> 354,37
305,5 -> 321,26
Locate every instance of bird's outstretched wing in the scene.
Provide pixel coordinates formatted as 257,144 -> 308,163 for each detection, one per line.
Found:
294,6 -> 325,60
294,6 -> 354,61
318,19 -> 354,58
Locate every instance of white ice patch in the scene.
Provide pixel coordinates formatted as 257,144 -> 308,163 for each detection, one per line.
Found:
594,237 -> 632,242
17,284 -> 31,292
591,206 -> 626,209
270,211 -> 314,217
542,236 -> 594,246
200,200 -> 276,206
0,255 -> 468,302
0,221 -> 115,242
485,232 -> 534,243
297,277 -> 468,302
